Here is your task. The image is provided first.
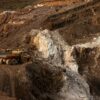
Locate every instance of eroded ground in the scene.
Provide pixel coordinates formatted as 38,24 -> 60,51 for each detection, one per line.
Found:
0,0 -> 100,100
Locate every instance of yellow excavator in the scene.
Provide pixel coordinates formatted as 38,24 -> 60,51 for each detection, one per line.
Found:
0,49 -> 31,65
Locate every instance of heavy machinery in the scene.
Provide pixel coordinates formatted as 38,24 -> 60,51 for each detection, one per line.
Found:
0,49 -> 31,65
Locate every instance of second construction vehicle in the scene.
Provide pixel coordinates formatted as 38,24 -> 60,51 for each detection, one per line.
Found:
0,49 -> 30,65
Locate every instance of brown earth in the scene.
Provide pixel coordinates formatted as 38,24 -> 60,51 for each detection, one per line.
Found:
0,60 -> 90,100
73,45 -> 100,99
0,0 -> 100,100
0,0 -> 39,10
0,0 -> 99,49
0,0 -> 86,10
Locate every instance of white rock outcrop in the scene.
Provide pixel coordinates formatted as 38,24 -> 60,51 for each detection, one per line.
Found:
29,29 -> 78,72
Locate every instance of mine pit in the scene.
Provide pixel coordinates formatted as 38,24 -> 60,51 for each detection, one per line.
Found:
0,0 -> 100,100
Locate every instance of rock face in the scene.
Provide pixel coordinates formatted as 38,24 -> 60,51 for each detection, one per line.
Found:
29,29 -> 78,72
72,38 -> 100,99
25,60 -> 91,100
0,60 -> 91,100
28,30 -> 100,99
0,29 -> 92,100
30,30 -> 67,65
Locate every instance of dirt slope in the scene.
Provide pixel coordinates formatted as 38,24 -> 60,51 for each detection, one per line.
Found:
0,0 -> 86,10
0,0 -> 39,10
0,60 -> 91,100
0,0 -> 100,100
0,0 -> 99,48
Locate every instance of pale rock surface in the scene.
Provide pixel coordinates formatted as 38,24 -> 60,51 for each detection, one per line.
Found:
30,29 -> 78,72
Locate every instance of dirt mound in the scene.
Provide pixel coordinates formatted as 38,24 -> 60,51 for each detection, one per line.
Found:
0,64 -> 32,100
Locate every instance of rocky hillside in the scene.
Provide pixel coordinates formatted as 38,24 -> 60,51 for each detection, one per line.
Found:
0,0 -> 99,48
0,0 -> 100,100
0,0 -> 89,10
